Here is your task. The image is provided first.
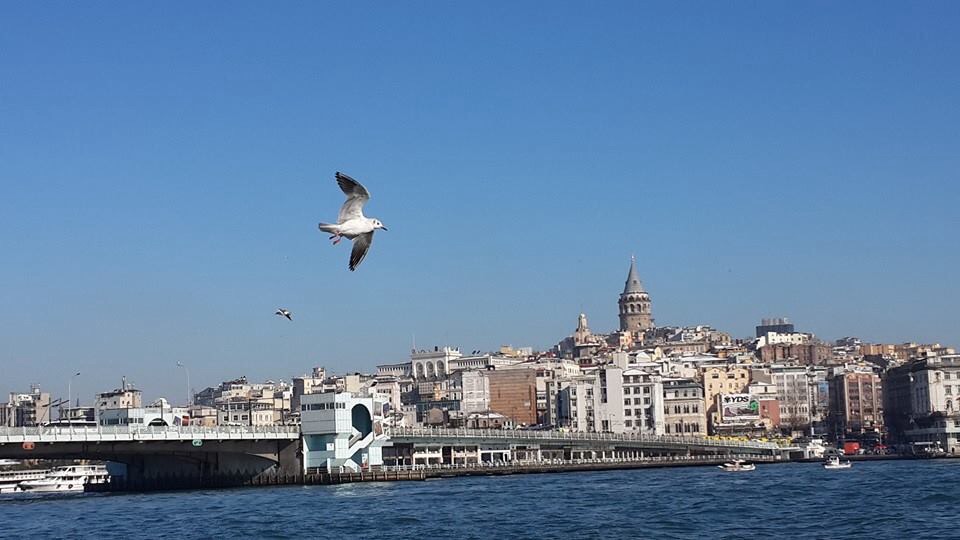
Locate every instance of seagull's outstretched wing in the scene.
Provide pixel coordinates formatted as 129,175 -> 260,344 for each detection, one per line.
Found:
336,172 -> 371,223
349,232 -> 374,271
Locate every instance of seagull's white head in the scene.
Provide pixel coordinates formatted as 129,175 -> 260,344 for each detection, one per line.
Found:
372,219 -> 388,231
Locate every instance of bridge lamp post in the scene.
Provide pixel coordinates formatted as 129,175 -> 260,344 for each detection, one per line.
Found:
67,371 -> 81,419
177,362 -> 191,407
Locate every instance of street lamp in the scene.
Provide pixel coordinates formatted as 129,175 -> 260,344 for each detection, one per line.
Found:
177,362 -> 191,407
67,371 -> 81,419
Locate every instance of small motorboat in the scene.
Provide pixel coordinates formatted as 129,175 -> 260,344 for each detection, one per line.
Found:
823,456 -> 852,469
718,459 -> 755,472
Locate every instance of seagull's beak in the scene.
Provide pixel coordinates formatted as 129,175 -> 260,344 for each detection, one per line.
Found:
381,226 -> 388,231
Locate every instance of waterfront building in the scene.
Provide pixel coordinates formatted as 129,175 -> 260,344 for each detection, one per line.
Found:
96,381 -> 142,411
448,370 -> 490,416
546,366 -> 664,435
747,381 -> 781,431
465,411 -> 511,429
371,377 -> 404,414
619,367 -> 665,435
194,376 -> 292,425
883,354 -> 960,454
99,398 -> 189,426
618,257 -> 653,334
292,367 -> 326,414
546,375 -> 597,431
59,406 -> 95,423
300,391 -> 386,473
95,380 -> 142,425
186,405 -> 218,427
531,359 -> 582,424
828,368 -> 883,437
662,378 -> 706,436
486,368 -> 538,427
1,386 -> 52,427
770,365 -> 828,430
443,367 -> 538,427
216,398 -> 278,426
417,400 -> 460,425
701,364 -> 751,434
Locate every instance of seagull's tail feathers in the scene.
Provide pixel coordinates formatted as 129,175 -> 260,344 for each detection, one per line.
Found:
318,222 -> 339,234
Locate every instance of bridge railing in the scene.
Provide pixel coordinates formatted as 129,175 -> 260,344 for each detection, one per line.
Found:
0,424 -> 301,442
382,453 -> 776,472
383,426 -> 781,450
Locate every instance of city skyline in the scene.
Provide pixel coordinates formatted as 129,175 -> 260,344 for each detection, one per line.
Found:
4,259 -> 954,404
2,3 -> 959,400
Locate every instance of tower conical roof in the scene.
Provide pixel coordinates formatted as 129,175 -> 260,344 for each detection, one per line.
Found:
623,256 -> 646,294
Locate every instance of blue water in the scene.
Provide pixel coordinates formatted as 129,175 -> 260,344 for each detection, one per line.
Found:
1,461 -> 957,539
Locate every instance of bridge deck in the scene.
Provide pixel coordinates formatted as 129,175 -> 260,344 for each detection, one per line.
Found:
384,427 -> 781,453
0,425 -> 300,444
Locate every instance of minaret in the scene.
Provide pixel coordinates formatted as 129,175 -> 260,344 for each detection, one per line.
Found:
618,256 -> 653,333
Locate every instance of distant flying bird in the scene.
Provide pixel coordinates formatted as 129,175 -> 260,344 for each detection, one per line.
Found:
275,308 -> 292,320
318,172 -> 388,271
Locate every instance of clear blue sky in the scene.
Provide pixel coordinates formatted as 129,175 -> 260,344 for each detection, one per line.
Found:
1,2 -> 958,403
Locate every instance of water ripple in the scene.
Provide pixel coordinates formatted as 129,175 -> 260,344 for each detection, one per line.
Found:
0,460 -> 955,539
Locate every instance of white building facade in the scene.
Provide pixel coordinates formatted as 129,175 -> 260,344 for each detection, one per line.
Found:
300,392 -> 387,473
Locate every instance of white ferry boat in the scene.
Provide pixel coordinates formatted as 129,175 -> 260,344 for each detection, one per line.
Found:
0,469 -> 50,493
718,459 -> 756,472
18,465 -> 109,493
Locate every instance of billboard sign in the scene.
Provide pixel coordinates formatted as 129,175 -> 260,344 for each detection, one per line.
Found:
720,393 -> 760,422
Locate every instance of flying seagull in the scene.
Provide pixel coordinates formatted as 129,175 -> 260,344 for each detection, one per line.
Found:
318,172 -> 388,271
275,308 -> 292,320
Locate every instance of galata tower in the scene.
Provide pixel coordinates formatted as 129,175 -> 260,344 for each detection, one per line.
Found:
618,257 -> 653,333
